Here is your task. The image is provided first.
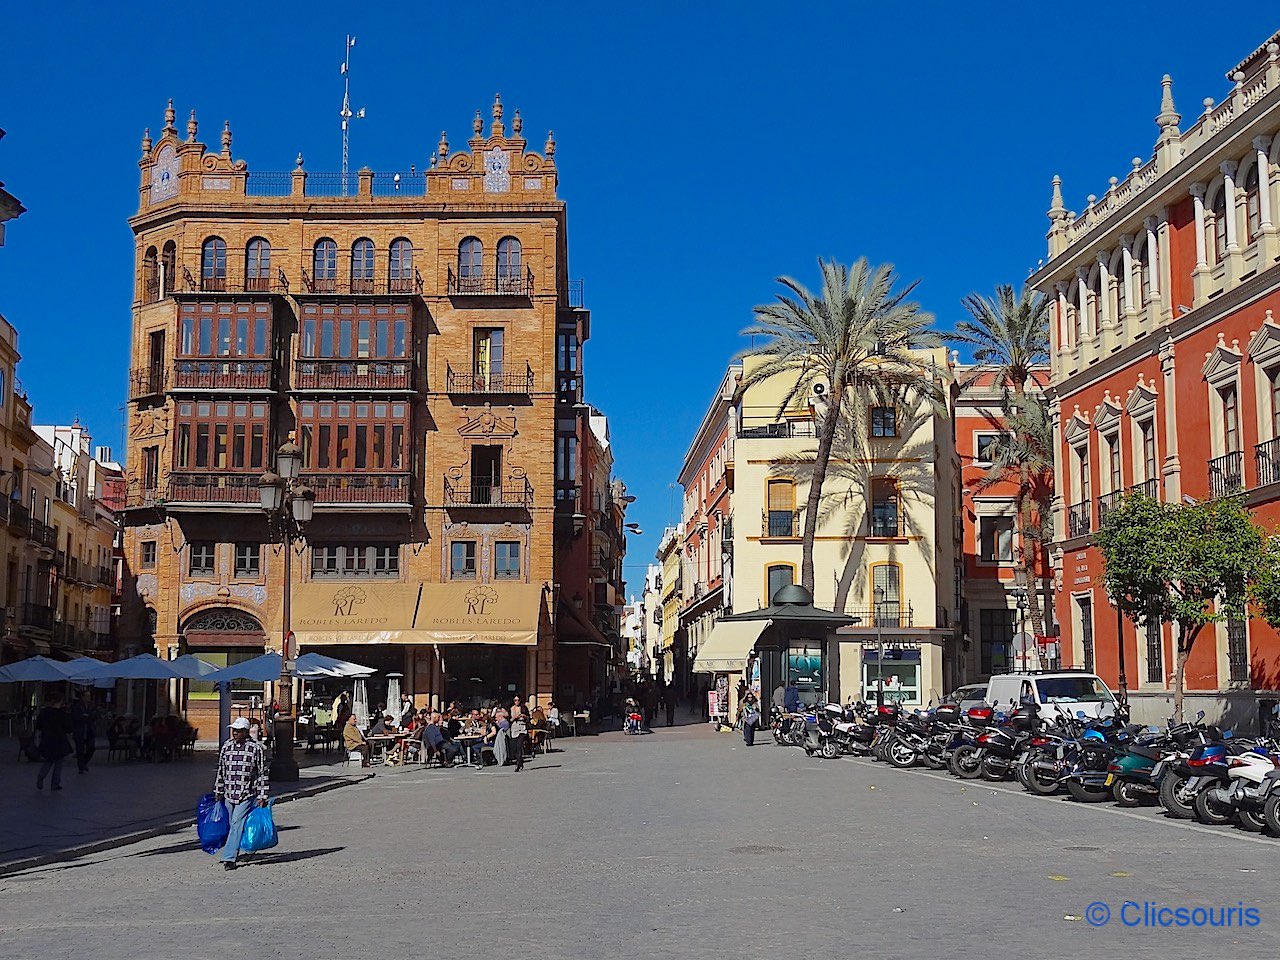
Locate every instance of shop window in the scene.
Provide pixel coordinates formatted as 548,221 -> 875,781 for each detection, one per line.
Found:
863,654 -> 921,705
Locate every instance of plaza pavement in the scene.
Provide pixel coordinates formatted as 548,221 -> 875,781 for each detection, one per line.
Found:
1,718 -> 1278,960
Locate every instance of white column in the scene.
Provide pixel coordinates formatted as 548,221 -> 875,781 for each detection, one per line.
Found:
1096,252 -> 1115,353
1120,234 -> 1136,317
1076,267 -> 1091,341
1191,182 -> 1208,267
1054,281 -> 1070,349
1221,160 -> 1240,253
1144,215 -> 1162,302
1253,136 -> 1275,232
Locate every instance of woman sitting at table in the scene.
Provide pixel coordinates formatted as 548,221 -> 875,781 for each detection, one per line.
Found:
369,713 -> 394,737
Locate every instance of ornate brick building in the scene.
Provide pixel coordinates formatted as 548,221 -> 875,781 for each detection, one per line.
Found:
122,96 -> 612,731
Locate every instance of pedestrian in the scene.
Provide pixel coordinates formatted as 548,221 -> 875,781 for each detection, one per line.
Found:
784,681 -> 801,714
35,693 -> 74,791
213,716 -> 269,871
663,683 -> 676,727
741,692 -> 760,747
509,704 -> 528,772
71,691 -> 98,774
772,683 -> 786,714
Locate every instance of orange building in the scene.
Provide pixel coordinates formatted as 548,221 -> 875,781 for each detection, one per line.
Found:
1031,33 -> 1280,729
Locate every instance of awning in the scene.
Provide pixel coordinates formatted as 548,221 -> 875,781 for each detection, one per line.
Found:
292,581 -> 544,647
692,619 -> 772,674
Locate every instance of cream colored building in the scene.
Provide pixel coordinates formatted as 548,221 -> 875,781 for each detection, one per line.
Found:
656,524 -> 683,685
691,352 -> 962,708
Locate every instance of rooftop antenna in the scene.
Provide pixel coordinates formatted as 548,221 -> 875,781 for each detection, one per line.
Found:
340,34 -> 365,196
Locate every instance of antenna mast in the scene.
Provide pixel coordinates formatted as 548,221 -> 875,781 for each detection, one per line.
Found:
340,35 -> 365,196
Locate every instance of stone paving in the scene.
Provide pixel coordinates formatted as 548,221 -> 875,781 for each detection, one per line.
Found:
1,720 -> 1278,959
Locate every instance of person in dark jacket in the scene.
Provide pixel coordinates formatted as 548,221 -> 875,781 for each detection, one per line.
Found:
784,683 -> 802,714
35,694 -> 74,791
71,692 -> 98,773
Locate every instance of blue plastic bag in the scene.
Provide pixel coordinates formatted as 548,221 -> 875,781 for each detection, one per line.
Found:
239,799 -> 279,853
196,793 -> 229,854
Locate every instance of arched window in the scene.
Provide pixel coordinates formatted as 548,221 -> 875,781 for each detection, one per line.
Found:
313,239 -> 338,292
1210,188 -> 1228,264
161,241 -> 176,296
245,238 -> 271,291
1245,165 -> 1262,243
496,236 -> 522,292
143,246 -> 159,302
458,237 -> 483,288
351,238 -> 375,293
389,238 -> 413,292
766,478 -> 796,537
201,237 -> 227,291
766,563 -> 794,604
870,562 -> 902,626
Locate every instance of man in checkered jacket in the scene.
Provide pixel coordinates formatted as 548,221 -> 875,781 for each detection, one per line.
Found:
213,716 -> 269,870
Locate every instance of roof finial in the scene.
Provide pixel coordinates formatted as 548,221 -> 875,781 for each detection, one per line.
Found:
1047,174 -> 1066,222
141,127 -> 153,159
1156,74 -> 1180,130
164,99 -> 177,135
473,110 -> 483,136
491,93 -> 504,136
544,130 -> 556,158
295,152 -> 305,170
512,108 -> 523,136
186,109 -> 198,143
221,120 -> 232,158
438,130 -> 449,159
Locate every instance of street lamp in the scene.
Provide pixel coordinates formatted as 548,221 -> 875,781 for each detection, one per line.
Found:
1010,585 -> 1029,669
258,442 -> 315,782
874,585 -> 886,708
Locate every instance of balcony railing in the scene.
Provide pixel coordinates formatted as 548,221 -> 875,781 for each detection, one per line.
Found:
1067,500 -> 1092,538
740,420 -> 818,439
93,631 -> 114,652
843,603 -> 914,628
445,363 -> 534,395
166,472 -> 261,505
129,366 -> 166,400
1208,450 -> 1244,498
67,557 -> 80,582
446,266 -> 534,298
299,271 -> 423,296
7,500 -> 29,535
173,359 -> 273,392
19,602 -> 54,631
1096,490 -> 1123,527
444,477 -> 534,508
28,518 -> 56,549
1127,478 -> 1159,499
125,483 -> 163,509
1256,437 -> 1280,487
294,359 -> 412,391
97,566 -> 113,588
180,266 -> 290,295
303,472 -> 412,505
762,509 -> 800,538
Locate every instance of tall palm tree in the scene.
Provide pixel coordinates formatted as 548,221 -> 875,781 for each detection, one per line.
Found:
739,258 -> 942,593
947,283 -> 1052,636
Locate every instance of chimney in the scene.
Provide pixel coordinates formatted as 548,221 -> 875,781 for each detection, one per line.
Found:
95,446 -> 113,464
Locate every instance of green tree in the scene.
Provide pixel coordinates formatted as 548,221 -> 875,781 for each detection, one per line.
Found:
1094,493 -> 1271,721
739,258 -> 942,592
947,284 -> 1052,636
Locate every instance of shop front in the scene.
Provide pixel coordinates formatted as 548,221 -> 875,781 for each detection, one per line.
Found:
180,607 -> 268,740
832,634 -> 946,709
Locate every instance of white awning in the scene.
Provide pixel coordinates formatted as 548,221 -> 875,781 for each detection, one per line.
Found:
692,619 -> 772,674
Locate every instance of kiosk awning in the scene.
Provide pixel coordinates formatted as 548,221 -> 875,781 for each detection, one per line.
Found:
692,619 -> 772,674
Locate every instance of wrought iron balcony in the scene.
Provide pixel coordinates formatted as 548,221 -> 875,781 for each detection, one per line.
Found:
19,602 -> 54,631
444,477 -> 534,508
299,271 -> 423,296
166,472 -> 261,506
129,366 -> 166,400
1096,490 -> 1123,527
1256,437 -> 1280,487
124,483 -> 163,510
93,631 -> 114,652
303,472 -> 412,506
762,509 -> 800,538
445,363 -> 534,395
1067,499 -> 1092,538
1127,478 -> 1159,499
179,266 -> 290,295
173,359 -> 273,392
28,518 -> 56,549
844,603 -> 914,629
1208,450 -> 1244,498
293,358 -> 412,392
740,420 -> 818,440
447,266 -> 534,298
97,565 -> 114,588
7,500 -> 28,535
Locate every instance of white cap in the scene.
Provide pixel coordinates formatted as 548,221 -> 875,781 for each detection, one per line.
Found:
230,717 -> 251,731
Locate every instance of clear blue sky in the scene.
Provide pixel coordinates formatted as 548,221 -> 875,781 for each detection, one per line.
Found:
1,3 -> 1274,583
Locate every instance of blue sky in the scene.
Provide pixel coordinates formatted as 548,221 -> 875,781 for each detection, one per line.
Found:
1,3 -> 1275,584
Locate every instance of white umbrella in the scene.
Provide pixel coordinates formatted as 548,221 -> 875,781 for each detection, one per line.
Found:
76,653 -> 181,681
168,654 -> 220,679
2,655 -> 80,682
352,677 -> 369,728
295,652 -> 375,677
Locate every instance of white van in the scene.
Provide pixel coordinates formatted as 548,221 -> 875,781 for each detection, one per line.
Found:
984,671 -> 1118,719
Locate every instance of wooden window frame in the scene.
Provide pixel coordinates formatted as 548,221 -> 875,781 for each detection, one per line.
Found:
174,400 -> 271,471
298,400 -> 408,472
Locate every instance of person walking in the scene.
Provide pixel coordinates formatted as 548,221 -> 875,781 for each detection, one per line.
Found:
663,683 -> 676,727
741,692 -> 760,747
35,693 -> 74,791
71,691 -> 99,774
213,716 -> 269,871
509,704 -> 529,773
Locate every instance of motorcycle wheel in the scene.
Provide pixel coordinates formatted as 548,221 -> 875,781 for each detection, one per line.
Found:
1013,760 -> 1031,789
1024,761 -> 1061,796
1065,778 -> 1111,803
887,741 -> 916,768
1236,808 -> 1266,833
1158,773 -> 1196,820
979,757 -> 1010,782
1263,795 -> 1280,835
950,745 -> 984,779
821,740 -> 840,761
921,748 -> 946,770
1193,785 -> 1235,826
1112,779 -> 1145,808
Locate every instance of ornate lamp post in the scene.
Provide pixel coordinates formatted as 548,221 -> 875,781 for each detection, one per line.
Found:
258,441 -> 315,782
874,585 -> 885,708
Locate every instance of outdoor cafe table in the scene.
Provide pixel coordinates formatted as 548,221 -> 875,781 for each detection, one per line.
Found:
455,734 -> 484,767
368,733 -> 408,765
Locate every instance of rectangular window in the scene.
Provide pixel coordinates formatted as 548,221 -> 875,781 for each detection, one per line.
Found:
177,303 -> 271,358
140,541 -> 157,569
233,543 -> 260,578
556,435 -> 578,484
870,406 -> 897,438
175,401 -> 269,472
299,401 -> 408,472
1270,369 -> 1280,441
979,515 -> 1015,563
975,433 -> 1006,464
1222,384 -> 1240,453
495,541 -> 521,579
474,328 -> 505,378
371,545 -> 399,576
310,544 -> 398,578
450,541 -> 477,580
1075,444 -> 1091,504
979,607 -> 1014,675
1078,596 -> 1095,672
767,479 -> 796,537
1227,618 -> 1249,683
1145,618 -> 1163,684
189,542 -> 216,577
1107,435 -> 1121,492
870,479 -> 899,538
1141,420 -> 1157,484
142,446 -> 159,490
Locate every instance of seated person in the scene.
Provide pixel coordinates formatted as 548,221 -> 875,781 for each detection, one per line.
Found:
547,701 -> 561,732
343,713 -> 371,767
420,712 -> 461,765
445,710 -> 462,739
369,713 -> 394,737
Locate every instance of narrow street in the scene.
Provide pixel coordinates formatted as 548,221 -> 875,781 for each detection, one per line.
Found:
2,725 -> 1276,960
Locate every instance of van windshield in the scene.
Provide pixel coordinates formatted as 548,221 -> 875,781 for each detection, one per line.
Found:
1035,676 -> 1115,704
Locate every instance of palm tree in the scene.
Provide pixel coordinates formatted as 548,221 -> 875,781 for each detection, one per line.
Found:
947,283 -> 1052,635
739,258 -> 942,592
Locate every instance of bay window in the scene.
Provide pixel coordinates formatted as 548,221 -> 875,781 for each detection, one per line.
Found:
175,401 -> 269,470
298,401 -> 407,471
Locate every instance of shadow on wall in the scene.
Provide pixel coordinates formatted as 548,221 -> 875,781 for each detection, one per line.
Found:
1127,690 -> 1272,734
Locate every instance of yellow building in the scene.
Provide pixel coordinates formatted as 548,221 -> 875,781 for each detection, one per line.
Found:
657,524 -> 683,685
